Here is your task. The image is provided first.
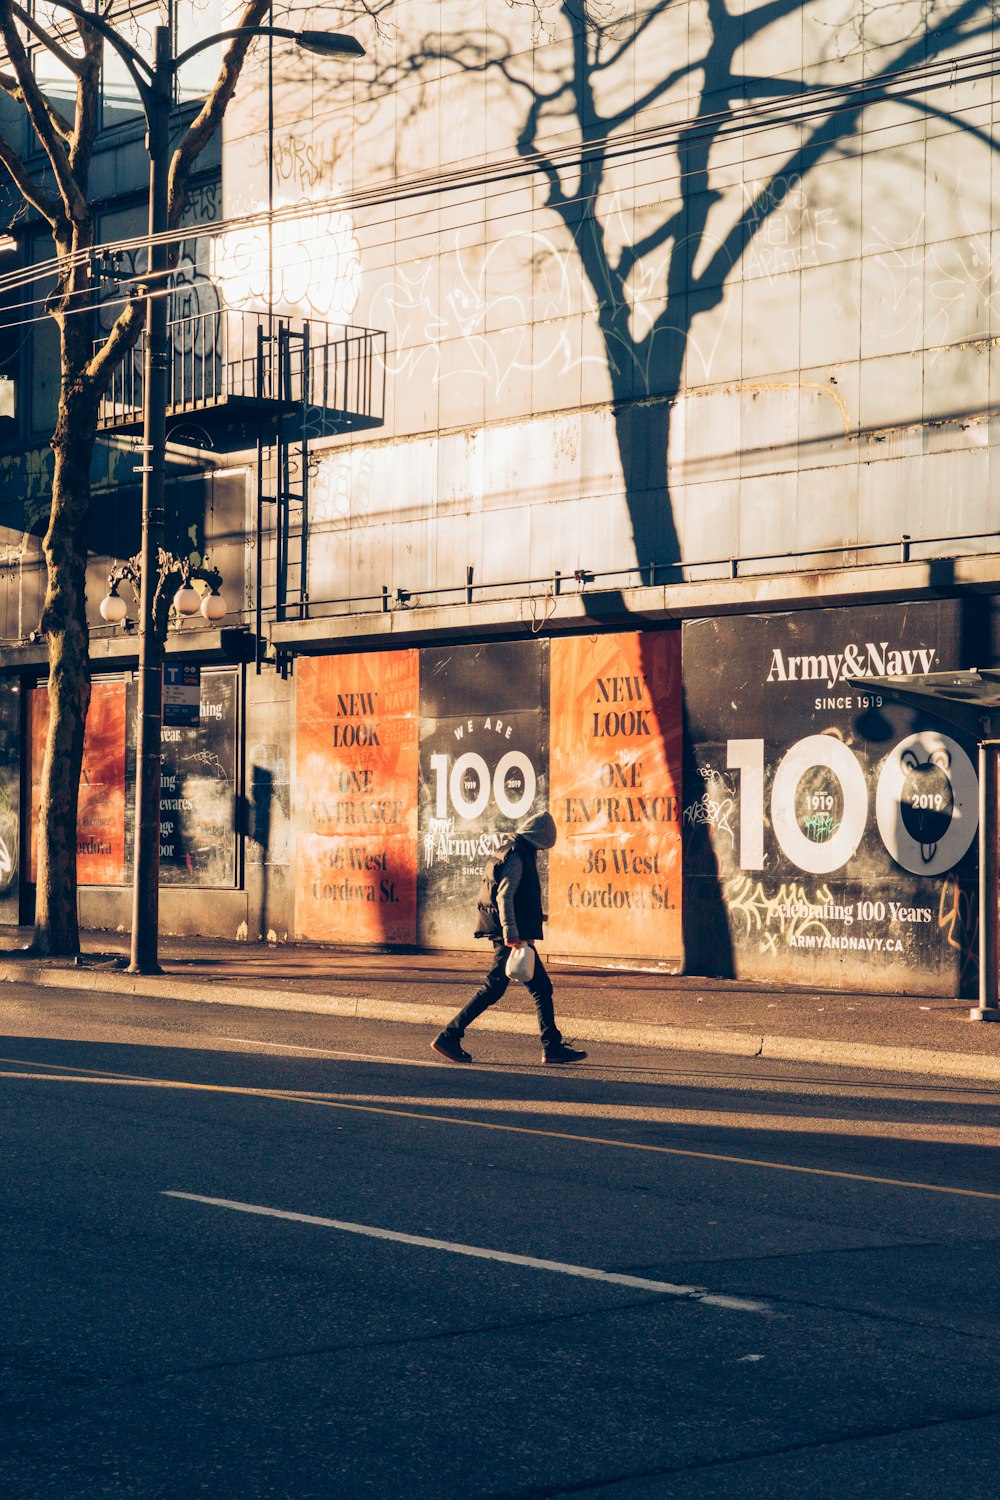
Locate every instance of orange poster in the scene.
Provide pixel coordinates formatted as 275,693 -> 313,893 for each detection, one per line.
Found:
294,650 -> 419,944
548,632 -> 682,959
30,680 -> 127,884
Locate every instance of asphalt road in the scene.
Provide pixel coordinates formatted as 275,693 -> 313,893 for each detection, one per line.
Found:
2,984 -> 999,1499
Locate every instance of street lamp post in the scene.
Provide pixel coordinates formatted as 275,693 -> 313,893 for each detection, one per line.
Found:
132,21 -> 173,974
45,2 -> 364,972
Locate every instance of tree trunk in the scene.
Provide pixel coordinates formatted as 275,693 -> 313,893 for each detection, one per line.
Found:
612,396 -> 680,578
32,376 -> 96,957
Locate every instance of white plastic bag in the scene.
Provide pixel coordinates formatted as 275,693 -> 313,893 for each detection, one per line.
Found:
504,943 -> 536,983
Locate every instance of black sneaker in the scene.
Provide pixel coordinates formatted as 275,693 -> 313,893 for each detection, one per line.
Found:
431,1031 -> 472,1064
543,1042 -> 588,1065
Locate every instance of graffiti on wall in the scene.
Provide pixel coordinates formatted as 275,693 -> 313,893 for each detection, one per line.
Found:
369,226 -> 605,395
742,174 -> 839,283
365,173 -> 994,403
211,202 -> 361,321
726,875 -> 931,958
216,110 -> 361,321
682,765 -> 738,846
938,874 -> 979,992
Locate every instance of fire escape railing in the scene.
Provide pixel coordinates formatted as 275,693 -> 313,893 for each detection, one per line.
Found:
95,308 -> 386,431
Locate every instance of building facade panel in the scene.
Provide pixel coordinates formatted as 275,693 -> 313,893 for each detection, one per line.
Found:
293,650 -> 420,945
0,0 -> 997,1009
682,600 -> 979,996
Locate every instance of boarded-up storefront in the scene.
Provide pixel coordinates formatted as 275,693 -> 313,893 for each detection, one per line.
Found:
682,601 -> 979,995
292,633 -> 684,962
294,651 -> 420,944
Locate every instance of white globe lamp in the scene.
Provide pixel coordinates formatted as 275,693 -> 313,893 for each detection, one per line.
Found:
200,589 -> 227,622
100,587 -> 128,624
173,583 -> 201,616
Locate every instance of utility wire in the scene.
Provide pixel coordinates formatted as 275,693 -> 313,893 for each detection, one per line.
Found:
0,35 -> 996,289
0,40 -> 994,335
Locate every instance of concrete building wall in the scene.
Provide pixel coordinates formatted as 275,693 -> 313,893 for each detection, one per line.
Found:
0,1 -> 994,995
222,0 -> 1000,605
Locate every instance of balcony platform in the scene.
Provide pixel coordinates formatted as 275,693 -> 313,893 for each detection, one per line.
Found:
96,308 -> 385,450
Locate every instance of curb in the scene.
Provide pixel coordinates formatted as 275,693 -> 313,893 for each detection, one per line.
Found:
3,959 -> 1000,1083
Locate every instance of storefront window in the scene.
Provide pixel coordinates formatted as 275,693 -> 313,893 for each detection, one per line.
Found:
126,666 -> 239,888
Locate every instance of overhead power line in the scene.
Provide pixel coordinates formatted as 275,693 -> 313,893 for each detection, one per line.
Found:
0,37 -> 994,334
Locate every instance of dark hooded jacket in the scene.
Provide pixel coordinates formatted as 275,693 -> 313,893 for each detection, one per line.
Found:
474,812 -> 557,943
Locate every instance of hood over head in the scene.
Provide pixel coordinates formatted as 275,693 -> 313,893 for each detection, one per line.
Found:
518,810 -> 557,850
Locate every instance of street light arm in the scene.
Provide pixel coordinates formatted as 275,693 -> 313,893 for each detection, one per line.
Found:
168,11 -> 364,234
174,25 -> 365,72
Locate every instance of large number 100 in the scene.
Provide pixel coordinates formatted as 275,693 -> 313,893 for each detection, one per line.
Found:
727,733 -> 978,877
430,751 -> 537,821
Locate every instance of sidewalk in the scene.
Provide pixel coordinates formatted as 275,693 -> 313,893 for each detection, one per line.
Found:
2,928 -> 1000,1082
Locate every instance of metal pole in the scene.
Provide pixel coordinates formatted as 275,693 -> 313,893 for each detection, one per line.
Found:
129,25 -> 173,975
971,740 -> 1000,1020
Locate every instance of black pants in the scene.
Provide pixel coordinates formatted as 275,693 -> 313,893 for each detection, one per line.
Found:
446,941 -> 562,1049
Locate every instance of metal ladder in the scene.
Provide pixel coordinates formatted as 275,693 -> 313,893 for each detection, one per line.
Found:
255,322 -> 311,666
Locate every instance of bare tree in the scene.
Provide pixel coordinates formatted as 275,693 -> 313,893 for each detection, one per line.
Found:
0,0 -> 269,954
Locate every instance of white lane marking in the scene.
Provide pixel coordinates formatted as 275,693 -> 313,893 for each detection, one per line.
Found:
162,1191 -> 771,1315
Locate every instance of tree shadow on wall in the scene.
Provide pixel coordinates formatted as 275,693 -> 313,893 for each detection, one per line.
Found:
379,0 -> 999,578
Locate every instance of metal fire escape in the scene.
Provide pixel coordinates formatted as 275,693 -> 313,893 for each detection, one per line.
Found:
257,323 -> 310,629
96,306 -> 386,659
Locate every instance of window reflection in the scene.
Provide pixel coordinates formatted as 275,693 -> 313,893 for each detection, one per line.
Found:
175,0 -> 223,102
31,0 -> 79,113
21,0 -> 225,135
100,2 -> 157,127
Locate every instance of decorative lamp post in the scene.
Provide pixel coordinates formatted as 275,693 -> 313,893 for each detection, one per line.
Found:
100,552 -> 227,634
46,1 -> 364,972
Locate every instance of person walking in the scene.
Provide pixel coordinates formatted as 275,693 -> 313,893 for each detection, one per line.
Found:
431,810 -> 587,1066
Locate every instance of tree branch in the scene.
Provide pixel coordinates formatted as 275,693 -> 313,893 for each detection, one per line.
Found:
0,127 -> 61,220
86,293 -> 144,394
67,17 -> 101,179
10,1 -> 84,77
0,51 -> 74,143
167,0 -> 271,231
0,2 -> 87,223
